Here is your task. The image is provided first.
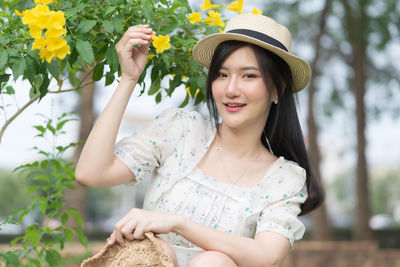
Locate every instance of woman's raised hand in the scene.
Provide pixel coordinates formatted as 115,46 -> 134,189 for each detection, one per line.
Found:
115,25 -> 155,83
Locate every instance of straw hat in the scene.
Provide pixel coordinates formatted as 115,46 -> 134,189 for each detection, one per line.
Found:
81,232 -> 174,267
192,14 -> 311,92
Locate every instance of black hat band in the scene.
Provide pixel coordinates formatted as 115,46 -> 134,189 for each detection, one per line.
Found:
227,29 -> 288,52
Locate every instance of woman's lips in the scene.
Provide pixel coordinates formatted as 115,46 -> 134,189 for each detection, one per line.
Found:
223,103 -> 247,112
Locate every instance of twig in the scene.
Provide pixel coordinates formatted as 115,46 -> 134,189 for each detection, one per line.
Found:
0,71 -> 95,143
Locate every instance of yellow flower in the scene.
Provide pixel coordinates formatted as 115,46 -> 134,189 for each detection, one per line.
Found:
20,2 -> 69,63
29,24 -> 42,39
39,48 -> 54,63
227,0 -> 244,13
186,87 -> 191,97
34,0 -> 54,4
31,4 -> 51,17
47,11 -> 65,29
53,44 -> 70,60
151,34 -> 171,54
181,75 -> 188,81
46,36 -> 67,51
45,27 -> 66,38
15,10 -> 24,16
194,88 -> 200,98
146,54 -> 156,63
205,11 -> 225,27
22,4 -> 50,27
188,12 -> 201,24
252,8 -> 262,15
201,0 -> 219,11
32,36 -> 48,50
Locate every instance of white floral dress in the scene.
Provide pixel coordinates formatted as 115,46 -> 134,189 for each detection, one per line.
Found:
114,108 -> 308,266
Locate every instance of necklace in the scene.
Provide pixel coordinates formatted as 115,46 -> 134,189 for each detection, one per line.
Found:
215,142 -> 262,186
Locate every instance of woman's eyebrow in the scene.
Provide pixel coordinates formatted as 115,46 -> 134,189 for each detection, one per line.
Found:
220,66 -> 261,71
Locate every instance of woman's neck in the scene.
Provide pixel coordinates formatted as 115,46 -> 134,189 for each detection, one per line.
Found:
216,123 -> 265,158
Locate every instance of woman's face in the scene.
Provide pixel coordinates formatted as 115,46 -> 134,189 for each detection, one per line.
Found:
212,46 -> 273,131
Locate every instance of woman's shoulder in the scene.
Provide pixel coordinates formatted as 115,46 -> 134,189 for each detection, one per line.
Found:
279,157 -> 306,179
266,156 -> 306,192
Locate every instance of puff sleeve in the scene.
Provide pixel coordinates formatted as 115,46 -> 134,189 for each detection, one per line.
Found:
114,108 -> 185,184
255,161 -> 308,247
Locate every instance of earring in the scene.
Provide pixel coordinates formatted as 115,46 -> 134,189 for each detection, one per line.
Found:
273,97 -> 278,104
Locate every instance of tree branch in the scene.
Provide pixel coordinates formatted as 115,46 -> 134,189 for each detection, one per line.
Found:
0,69 -> 95,143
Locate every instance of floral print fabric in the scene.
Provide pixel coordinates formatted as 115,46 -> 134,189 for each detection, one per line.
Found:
114,108 -> 308,266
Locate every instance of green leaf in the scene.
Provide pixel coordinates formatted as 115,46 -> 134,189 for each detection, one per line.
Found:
106,44 -> 119,72
77,20 -> 97,33
39,202 -> 47,214
63,228 -> 74,242
56,119 -> 70,130
76,40 -> 94,65
38,75 -> 49,100
148,77 -> 161,95
72,227 -> 88,246
10,236 -> 23,247
112,18 -> 122,34
70,211 -> 83,227
143,5 -> 153,21
0,73 -> 10,84
45,249 -> 62,267
12,58 -> 26,81
155,91 -> 162,103
5,86 -> 15,95
68,46 -> 78,66
0,50 -> 7,70
18,209 -> 30,224
105,71 -> 115,86
103,20 -> 114,33
61,213 -> 69,225
105,6 -> 116,16
92,62 -> 104,81
178,93 -> 189,108
47,60 -> 59,80
2,251 -> 20,265
29,258 -> 41,267
33,175 -> 51,183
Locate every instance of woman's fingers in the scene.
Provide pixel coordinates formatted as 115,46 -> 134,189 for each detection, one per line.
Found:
133,223 -> 146,240
121,219 -> 138,241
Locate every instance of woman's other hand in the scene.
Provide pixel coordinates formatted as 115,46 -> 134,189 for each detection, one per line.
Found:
108,208 -> 182,247
115,25 -> 155,83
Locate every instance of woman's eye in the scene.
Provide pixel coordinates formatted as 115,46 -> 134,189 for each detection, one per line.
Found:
217,72 -> 227,78
244,74 -> 257,78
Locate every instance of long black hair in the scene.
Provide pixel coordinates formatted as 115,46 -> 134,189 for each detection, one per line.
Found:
206,40 -> 323,215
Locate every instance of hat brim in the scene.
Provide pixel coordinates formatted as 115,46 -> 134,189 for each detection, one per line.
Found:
192,32 -> 311,93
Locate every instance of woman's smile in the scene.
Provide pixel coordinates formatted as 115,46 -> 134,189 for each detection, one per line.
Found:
212,46 -> 272,130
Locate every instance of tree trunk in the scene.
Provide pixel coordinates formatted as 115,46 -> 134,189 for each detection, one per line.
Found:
307,0 -> 333,240
352,41 -> 372,240
65,67 -> 96,226
341,0 -> 372,240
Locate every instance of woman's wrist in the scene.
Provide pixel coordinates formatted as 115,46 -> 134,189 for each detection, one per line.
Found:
119,75 -> 138,88
172,214 -> 187,234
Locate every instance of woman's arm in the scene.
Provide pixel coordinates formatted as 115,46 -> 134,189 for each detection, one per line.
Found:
175,216 -> 290,267
75,25 -> 155,188
108,209 -> 290,267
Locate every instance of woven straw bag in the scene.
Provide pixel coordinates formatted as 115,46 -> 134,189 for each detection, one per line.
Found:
81,232 -> 174,267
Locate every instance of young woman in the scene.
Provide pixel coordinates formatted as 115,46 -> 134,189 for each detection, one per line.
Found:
76,14 -> 323,267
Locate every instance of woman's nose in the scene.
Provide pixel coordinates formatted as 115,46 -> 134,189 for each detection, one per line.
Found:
225,76 -> 240,97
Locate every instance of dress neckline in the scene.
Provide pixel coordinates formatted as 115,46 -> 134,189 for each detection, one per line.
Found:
194,156 -> 283,192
